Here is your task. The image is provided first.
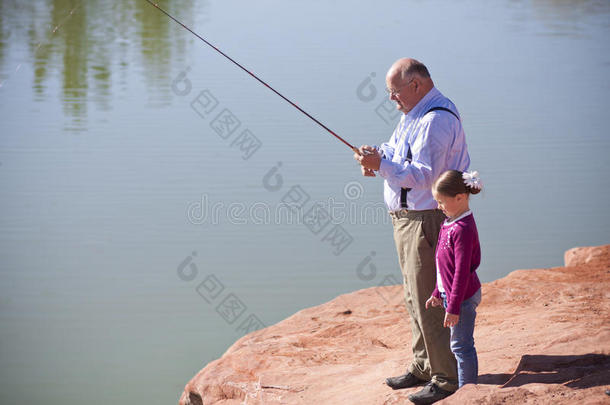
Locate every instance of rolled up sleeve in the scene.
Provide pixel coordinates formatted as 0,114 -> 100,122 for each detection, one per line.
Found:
377,142 -> 394,161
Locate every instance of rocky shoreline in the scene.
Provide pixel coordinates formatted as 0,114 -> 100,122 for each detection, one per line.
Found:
179,245 -> 610,405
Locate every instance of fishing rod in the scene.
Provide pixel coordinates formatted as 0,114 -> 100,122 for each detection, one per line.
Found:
145,0 -> 363,155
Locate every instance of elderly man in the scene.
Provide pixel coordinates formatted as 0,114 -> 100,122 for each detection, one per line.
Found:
355,58 -> 470,404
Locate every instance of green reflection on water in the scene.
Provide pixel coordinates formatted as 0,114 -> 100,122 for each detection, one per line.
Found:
0,0 -> 200,128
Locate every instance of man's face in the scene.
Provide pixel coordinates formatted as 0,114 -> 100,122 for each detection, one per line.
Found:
385,72 -> 416,114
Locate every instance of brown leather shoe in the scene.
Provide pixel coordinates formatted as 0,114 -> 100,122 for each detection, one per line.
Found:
385,372 -> 426,390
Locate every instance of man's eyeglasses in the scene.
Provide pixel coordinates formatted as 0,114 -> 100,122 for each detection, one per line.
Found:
385,79 -> 414,97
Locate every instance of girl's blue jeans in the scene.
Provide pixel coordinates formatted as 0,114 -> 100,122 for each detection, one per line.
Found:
441,288 -> 482,388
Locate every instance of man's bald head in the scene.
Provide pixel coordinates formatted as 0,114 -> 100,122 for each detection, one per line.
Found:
388,58 -> 431,81
386,58 -> 434,114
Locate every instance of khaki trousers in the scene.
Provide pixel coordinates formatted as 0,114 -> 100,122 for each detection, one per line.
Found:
391,209 -> 458,392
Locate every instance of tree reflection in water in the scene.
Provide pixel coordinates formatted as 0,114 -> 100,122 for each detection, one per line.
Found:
0,0 -> 201,130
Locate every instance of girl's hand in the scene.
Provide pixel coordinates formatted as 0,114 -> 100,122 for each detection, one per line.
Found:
444,312 -> 459,328
425,296 -> 442,308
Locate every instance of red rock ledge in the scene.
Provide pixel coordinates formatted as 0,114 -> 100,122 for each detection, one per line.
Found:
179,245 -> 610,405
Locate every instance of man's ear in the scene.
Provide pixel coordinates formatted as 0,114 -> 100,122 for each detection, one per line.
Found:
410,79 -> 418,93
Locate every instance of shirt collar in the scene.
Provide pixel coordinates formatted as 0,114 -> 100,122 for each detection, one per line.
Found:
405,87 -> 441,121
444,209 -> 472,226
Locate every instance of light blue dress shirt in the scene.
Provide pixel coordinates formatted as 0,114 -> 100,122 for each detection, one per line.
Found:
377,87 -> 470,211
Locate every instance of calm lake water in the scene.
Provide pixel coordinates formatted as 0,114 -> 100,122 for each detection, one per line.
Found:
1,0 -> 609,404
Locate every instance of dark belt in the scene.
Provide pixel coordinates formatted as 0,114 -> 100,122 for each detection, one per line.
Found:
388,209 -> 410,219
388,209 -> 443,220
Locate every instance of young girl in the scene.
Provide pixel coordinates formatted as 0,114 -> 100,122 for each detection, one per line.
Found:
425,169 -> 483,388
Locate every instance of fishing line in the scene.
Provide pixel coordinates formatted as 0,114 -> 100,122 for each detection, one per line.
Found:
145,0 -> 362,154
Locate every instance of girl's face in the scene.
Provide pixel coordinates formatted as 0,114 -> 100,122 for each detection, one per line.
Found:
433,191 -> 468,219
